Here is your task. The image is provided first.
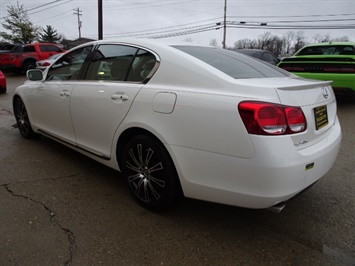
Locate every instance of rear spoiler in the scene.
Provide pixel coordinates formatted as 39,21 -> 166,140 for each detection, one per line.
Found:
276,80 -> 332,91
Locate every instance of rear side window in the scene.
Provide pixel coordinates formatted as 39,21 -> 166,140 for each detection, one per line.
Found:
174,46 -> 288,79
85,44 -> 157,82
23,45 -> 36,52
85,44 -> 137,81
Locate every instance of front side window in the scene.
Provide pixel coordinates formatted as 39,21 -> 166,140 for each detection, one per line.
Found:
85,44 -> 157,82
46,45 -> 93,81
174,46 -> 287,79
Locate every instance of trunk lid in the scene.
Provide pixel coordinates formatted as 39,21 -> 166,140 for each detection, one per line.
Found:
237,76 -> 338,150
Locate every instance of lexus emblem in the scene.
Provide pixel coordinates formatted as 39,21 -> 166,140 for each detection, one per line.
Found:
321,87 -> 329,99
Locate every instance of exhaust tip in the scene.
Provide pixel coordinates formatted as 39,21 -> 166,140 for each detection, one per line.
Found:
267,202 -> 286,213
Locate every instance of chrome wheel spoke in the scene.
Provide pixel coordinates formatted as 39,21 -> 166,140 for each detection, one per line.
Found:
125,142 -> 166,203
136,179 -> 149,202
149,174 -> 165,188
129,146 -> 143,168
19,121 -> 29,134
147,180 -> 161,200
143,181 -> 151,202
148,162 -> 163,173
144,148 -> 154,166
14,99 -> 31,135
126,161 -> 141,173
127,173 -> 142,183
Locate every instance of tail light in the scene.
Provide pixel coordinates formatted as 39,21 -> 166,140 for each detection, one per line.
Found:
238,101 -> 306,135
279,66 -> 305,72
323,66 -> 355,73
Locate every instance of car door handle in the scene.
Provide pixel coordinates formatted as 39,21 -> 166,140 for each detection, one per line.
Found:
111,93 -> 129,101
60,91 -> 70,97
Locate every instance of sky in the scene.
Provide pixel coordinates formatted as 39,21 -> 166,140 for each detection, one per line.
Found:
0,0 -> 354,47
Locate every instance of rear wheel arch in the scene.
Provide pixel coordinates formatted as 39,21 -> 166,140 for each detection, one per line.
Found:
116,127 -> 166,168
116,127 -> 183,210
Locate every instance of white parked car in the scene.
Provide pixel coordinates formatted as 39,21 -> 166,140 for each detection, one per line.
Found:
36,53 -> 63,71
13,39 -> 341,212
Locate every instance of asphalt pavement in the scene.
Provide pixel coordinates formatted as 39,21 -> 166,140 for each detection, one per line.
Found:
0,74 -> 354,266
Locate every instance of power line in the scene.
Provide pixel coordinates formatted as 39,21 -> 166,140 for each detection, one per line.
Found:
231,19 -> 355,24
227,25 -> 355,30
28,0 -> 73,16
106,22 -> 219,38
33,10 -> 72,24
27,0 -> 69,12
102,20 -> 354,40
104,17 -> 222,37
0,0 -> 73,20
228,13 -> 355,19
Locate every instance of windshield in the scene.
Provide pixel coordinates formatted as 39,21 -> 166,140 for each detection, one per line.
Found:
173,46 -> 288,79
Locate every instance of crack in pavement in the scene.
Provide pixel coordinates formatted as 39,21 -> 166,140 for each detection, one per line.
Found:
2,184 -> 77,266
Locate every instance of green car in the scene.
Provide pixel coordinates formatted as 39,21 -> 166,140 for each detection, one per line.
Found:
278,42 -> 355,99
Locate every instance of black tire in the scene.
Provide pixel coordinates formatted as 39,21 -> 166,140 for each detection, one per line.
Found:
0,87 -> 6,94
13,97 -> 38,139
23,60 -> 36,72
122,135 -> 182,211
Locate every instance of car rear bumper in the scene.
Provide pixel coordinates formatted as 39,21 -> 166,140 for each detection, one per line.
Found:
168,117 -> 342,209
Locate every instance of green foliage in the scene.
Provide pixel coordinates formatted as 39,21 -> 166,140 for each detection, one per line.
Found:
0,5 -> 40,44
39,25 -> 62,43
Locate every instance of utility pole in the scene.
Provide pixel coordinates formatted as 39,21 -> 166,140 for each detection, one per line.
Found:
98,0 -> 103,40
223,0 -> 227,49
73,8 -> 82,39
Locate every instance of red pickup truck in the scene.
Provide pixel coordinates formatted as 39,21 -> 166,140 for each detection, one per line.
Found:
0,43 -> 65,73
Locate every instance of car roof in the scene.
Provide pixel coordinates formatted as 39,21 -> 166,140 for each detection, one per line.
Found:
237,49 -> 265,52
303,42 -> 355,47
75,38 -> 209,49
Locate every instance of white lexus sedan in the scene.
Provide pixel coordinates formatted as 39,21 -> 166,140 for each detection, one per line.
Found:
13,39 -> 341,212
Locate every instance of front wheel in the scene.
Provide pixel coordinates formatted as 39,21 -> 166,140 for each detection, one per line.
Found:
13,98 -> 38,139
121,135 -> 182,211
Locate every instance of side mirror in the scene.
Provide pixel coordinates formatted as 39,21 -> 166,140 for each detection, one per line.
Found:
27,69 -> 43,81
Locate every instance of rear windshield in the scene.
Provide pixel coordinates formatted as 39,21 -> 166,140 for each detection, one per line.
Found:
297,45 -> 355,56
173,46 -> 288,79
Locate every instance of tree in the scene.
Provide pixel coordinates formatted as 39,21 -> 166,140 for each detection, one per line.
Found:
257,32 -> 272,50
292,31 -> 307,54
233,38 -> 257,49
312,33 -> 331,43
282,31 -> 295,56
39,25 -> 62,43
333,36 -> 350,42
0,5 -> 39,43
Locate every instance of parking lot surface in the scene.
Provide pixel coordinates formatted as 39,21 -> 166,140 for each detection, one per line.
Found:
0,74 -> 354,266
